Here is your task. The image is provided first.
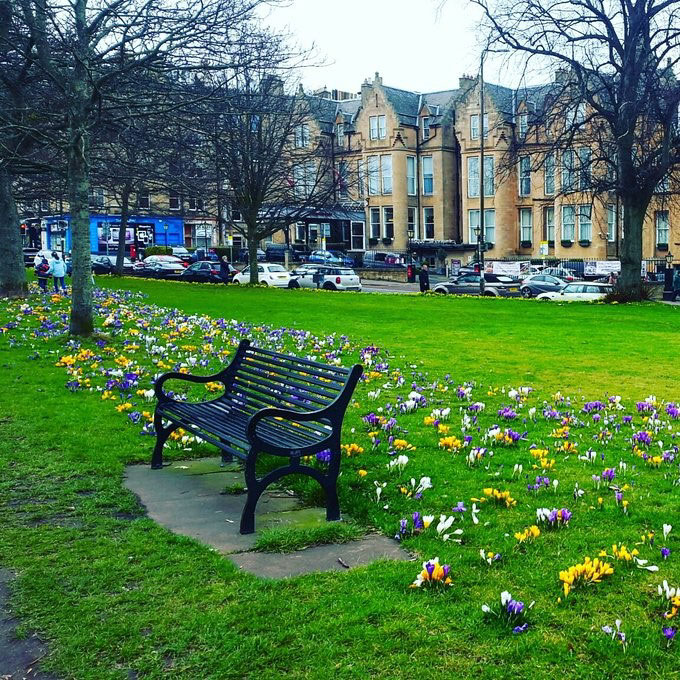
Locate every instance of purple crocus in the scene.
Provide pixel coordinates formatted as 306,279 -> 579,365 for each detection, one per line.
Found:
663,627 -> 677,641
452,501 -> 467,513
412,512 -> 424,530
662,547 -> 671,560
506,599 -> 524,616
602,468 -> 616,482
512,623 -> 529,634
425,561 -> 436,577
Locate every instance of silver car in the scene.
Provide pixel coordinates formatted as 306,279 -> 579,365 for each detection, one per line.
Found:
289,266 -> 362,291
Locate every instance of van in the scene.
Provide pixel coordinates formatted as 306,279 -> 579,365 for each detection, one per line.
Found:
362,251 -> 406,269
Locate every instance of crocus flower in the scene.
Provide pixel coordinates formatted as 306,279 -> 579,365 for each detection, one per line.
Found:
662,548 -> 671,560
512,623 -> 529,634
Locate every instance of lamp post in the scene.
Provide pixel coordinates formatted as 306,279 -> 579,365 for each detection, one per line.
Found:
663,251 -> 675,301
163,222 -> 169,248
407,227 -> 414,262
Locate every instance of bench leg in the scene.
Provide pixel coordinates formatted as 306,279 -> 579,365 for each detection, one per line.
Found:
240,454 -> 261,534
151,413 -> 179,469
324,448 -> 342,522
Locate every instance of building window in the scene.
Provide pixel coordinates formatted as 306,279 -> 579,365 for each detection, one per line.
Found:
39,198 -> 50,212
578,147 -> 592,190
336,123 -> 345,147
138,190 -> 150,209
89,187 -> 104,209
351,221 -> 365,250
468,156 -> 479,198
422,116 -> 431,140
367,156 -> 379,195
470,113 -> 488,140
187,197 -> 204,212
407,156 -> 416,195
369,115 -> 386,140
230,205 -> 242,222
381,154 -> 392,194
561,205 -> 575,241
519,207 -> 533,243
293,161 -> 315,198
407,206 -> 418,240
567,101 -> 587,128
607,204 -> 617,242
383,206 -> 394,239
423,207 -> 435,239
518,113 -> 528,139
544,206 -> 555,242
337,160 -> 349,198
484,156 -> 494,196
294,124 -> 309,148
422,156 -> 434,195
369,207 -> 381,239
468,209 -> 495,244
308,223 -> 319,243
656,210 -> 670,245
562,150 -> 576,192
578,205 -> 592,241
295,222 -> 306,242
544,153 -> 555,195
169,191 -> 180,211
519,156 -> 531,196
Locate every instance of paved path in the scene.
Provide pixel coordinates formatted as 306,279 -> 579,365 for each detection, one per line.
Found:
0,570 -> 57,680
124,458 -> 411,578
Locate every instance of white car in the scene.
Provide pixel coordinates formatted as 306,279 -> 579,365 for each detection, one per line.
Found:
536,282 -> 612,301
232,263 -> 292,287
289,266 -> 362,291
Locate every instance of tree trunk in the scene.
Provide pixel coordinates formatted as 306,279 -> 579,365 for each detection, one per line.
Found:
0,168 -> 28,298
114,188 -> 130,275
248,224 -> 259,283
68,0 -> 93,336
619,194 -> 648,296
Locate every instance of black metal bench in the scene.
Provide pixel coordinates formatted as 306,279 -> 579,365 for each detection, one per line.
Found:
151,339 -> 363,534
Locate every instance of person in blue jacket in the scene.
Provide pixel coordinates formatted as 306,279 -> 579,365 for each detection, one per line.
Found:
48,252 -> 68,293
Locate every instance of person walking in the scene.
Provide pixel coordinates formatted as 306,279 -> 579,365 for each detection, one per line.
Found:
219,255 -> 232,284
673,268 -> 680,302
35,256 -> 50,292
419,263 -> 430,293
48,251 -> 68,293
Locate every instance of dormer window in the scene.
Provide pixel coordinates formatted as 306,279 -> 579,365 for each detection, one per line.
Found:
470,114 -> 489,140
518,113 -> 528,139
421,116 -> 431,140
294,124 -> 310,148
336,123 -> 345,147
369,115 -> 386,140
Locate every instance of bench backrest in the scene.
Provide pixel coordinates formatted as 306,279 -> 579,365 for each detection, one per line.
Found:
219,340 -> 359,420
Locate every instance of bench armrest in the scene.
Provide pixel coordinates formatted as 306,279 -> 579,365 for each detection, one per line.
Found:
154,371 -> 225,402
246,406 -> 332,447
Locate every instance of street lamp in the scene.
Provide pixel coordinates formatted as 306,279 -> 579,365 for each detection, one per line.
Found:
163,222 -> 169,248
663,251 -> 675,301
407,227 -> 414,263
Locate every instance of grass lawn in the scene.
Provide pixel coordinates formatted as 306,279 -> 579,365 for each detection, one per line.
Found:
2,279 -> 680,679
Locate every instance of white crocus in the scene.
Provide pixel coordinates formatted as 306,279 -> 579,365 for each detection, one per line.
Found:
500,591 -> 512,605
437,514 -> 455,535
663,524 -> 673,541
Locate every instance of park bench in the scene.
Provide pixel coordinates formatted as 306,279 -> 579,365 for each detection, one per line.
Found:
151,339 -> 363,534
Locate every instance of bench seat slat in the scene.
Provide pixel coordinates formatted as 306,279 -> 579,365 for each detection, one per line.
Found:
237,363 -> 341,401
239,353 -> 348,390
231,372 -> 333,408
244,347 -> 350,381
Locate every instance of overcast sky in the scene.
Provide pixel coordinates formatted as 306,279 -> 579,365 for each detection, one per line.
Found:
264,0 -> 526,95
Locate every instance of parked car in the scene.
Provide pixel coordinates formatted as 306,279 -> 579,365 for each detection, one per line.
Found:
171,246 -> 193,263
91,254 -> 135,275
179,260 -> 225,284
231,263 -> 292,287
520,273 -> 567,298
265,244 -> 304,263
237,248 -> 266,263
541,267 -> 580,282
433,273 -> 521,297
134,255 -> 186,278
289,266 -> 362,291
305,250 -> 356,267
189,250 -> 220,263
536,282 -> 613,301
361,251 -> 406,269
23,247 -> 41,267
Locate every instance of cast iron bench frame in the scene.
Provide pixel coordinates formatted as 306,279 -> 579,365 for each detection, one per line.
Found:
151,339 -> 363,534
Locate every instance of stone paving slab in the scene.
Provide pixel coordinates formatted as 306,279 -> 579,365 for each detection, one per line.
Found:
0,569 -> 58,680
124,458 -> 411,578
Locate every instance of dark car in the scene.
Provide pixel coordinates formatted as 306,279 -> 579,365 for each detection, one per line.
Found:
520,273 -> 566,298
91,254 -> 135,275
432,273 -> 521,297
361,251 -> 406,269
306,249 -> 355,267
237,248 -> 266,263
23,247 -> 41,267
189,249 -> 220,263
265,244 -> 303,263
171,246 -> 193,263
179,260 -> 226,283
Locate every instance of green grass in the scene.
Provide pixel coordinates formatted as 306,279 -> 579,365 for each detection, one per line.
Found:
2,279 -> 680,679
253,523 -> 365,553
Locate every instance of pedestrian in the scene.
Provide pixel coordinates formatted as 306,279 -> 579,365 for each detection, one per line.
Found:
673,268 -> 680,302
48,251 -> 68,293
419,263 -> 430,293
35,256 -> 50,292
608,271 -> 617,285
220,255 -> 232,284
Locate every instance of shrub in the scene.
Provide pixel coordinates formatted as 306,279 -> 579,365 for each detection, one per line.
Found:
604,282 -> 658,304
143,246 -> 172,257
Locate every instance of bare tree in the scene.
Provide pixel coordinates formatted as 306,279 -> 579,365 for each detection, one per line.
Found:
15,0 -> 282,334
470,0 -> 680,296
202,73 -> 348,283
